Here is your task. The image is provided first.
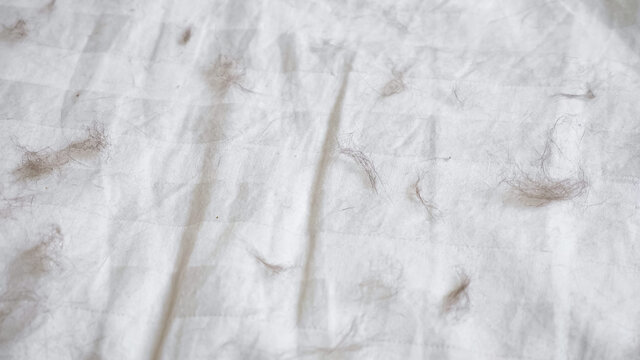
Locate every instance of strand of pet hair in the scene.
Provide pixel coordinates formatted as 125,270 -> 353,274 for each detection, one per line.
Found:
413,174 -> 440,220
553,89 -> 595,100
339,144 -> 380,192
249,249 -> 288,275
441,272 -> 470,314
300,320 -> 362,356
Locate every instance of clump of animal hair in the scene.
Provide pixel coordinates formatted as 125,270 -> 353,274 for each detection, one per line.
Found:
441,271 -> 470,314
338,143 -> 380,192
413,175 -> 440,220
179,27 -> 191,45
380,69 -> 406,98
505,119 -> 589,206
65,123 -> 108,155
0,224 -> 63,343
206,55 -> 249,95
13,123 -> 108,181
1,19 -> 28,41
14,149 -> 58,181
0,194 -> 34,219
506,169 -> 588,206
42,0 -> 56,12
18,225 -> 64,276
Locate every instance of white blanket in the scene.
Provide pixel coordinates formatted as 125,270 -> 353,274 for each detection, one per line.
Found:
1,0 -> 639,358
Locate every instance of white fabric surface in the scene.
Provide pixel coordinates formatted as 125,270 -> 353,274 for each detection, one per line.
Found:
1,0 -> 640,359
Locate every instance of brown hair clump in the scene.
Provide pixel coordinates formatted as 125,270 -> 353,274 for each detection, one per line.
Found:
1,19 -> 28,41
506,170 -> 588,206
380,69 -> 406,98
206,55 -> 248,96
13,123 -> 108,181
505,118 -> 589,206
441,271 -> 470,314
179,27 -> 192,45
0,225 -> 64,344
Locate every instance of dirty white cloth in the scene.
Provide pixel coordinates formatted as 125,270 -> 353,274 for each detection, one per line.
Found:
1,0 -> 639,359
